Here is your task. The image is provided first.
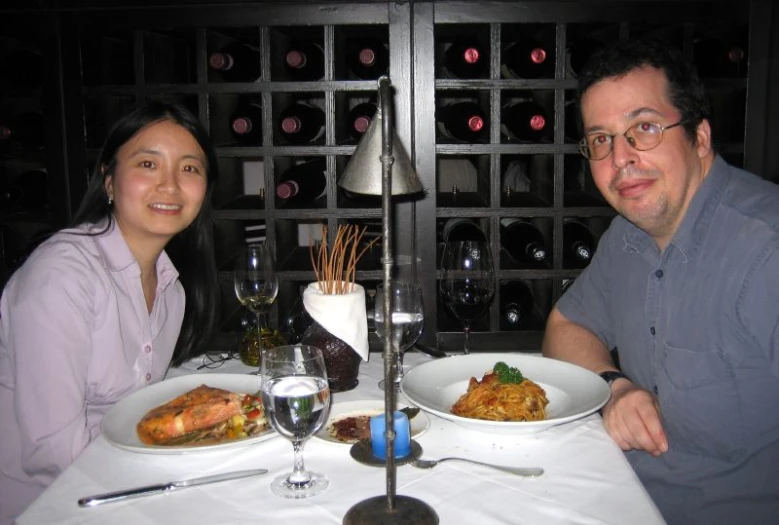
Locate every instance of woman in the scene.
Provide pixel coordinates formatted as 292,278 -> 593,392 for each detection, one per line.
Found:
0,100 -> 219,523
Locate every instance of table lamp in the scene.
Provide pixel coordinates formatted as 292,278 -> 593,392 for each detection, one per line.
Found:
340,76 -> 438,525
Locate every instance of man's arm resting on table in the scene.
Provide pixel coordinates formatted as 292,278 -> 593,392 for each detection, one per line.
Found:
542,308 -> 668,456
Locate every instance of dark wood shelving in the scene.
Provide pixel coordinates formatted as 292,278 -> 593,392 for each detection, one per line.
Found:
2,0 -> 774,354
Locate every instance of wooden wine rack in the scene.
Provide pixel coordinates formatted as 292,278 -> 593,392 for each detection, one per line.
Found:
1,0 -> 776,355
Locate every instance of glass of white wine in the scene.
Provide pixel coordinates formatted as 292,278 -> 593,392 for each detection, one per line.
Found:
234,243 -> 280,368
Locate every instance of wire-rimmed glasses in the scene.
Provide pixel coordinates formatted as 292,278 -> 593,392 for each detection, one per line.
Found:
578,120 -> 686,160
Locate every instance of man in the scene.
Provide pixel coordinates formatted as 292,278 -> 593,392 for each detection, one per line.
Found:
542,39 -> 779,525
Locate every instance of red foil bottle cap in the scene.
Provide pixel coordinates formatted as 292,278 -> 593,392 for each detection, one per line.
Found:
209,52 -> 231,70
463,47 -> 480,64
276,181 -> 299,199
286,50 -> 307,69
530,48 -> 547,64
530,115 -> 546,131
728,47 -> 745,63
354,116 -> 371,133
281,116 -> 302,134
468,116 -> 484,132
232,117 -> 252,135
359,48 -> 376,66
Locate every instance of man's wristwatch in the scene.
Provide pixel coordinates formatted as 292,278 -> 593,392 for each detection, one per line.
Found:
599,370 -> 630,386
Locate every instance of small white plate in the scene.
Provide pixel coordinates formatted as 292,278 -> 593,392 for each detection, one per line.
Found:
313,399 -> 430,445
101,373 -> 277,454
400,353 -> 611,434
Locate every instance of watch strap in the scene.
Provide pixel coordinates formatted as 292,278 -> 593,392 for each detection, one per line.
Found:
599,370 -> 629,386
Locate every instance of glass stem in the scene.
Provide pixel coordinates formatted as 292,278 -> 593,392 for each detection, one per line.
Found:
393,346 -> 404,383
463,324 -> 471,354
288,440 -> 311,485
256,313 -> 264,349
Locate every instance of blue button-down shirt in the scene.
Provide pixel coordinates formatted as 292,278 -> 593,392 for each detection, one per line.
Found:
557,156 -> 779,525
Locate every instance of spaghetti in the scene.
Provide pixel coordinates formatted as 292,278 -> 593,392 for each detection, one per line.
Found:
451,366 -> 548,422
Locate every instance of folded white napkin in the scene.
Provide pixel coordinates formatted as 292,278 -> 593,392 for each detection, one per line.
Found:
302,282 -> 369,361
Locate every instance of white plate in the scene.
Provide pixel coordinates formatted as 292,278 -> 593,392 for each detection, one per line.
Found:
101,373 -> 276,454
400,353 -> 610,434
313,399 -> 430,445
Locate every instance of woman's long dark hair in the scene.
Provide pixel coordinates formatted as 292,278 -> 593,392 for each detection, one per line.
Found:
71,99 -> 220,366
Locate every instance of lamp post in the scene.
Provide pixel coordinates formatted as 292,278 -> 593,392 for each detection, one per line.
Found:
340,76 -> 438,525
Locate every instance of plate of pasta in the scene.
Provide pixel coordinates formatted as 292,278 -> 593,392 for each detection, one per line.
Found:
400,353 -> 610,434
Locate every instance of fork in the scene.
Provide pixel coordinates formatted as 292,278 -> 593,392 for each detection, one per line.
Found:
411,457 -> 543,477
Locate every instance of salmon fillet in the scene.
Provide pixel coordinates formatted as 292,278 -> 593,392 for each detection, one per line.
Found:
137,385 -> 243,445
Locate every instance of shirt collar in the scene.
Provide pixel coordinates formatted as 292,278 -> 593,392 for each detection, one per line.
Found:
92,219 -> 180,290
622,155 -> 729,262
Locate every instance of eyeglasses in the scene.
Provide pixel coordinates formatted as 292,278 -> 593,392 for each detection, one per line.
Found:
579,120 -> 686,160
197,351 -> 238,370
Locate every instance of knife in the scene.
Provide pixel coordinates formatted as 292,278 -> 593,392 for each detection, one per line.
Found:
78,468 -> 269,507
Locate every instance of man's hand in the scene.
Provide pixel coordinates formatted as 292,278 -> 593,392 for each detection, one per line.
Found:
601,379 -> 668,457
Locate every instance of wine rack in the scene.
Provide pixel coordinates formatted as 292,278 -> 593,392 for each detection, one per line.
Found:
1,0 -> 775,355
0,19 -> 53,289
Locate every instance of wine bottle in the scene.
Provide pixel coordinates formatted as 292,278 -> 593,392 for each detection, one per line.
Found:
15,169 -> 48,210
5,48 -> 43,90
441,218 -> 486,243
437,101 -> 487,143
442,37 -> 487,79
347,101 -> 377,140
567,39 -> 603,78
563,219 -> 595,268
502,38 -> 552,79
230,99 -> 263,144
284,39 -> 325,81
693,37 -> 747,78
0,178 -> 23,209
275,158 -> 327,204
208,41 -> 262,82
501,101 -> 549,142
564,156 -> 588,193
564,100 -> 581,142
346,38 -> 389,80
0,111 -> 45,149
501,280 -> 535,328
278,102 -> 325,144
500,218 -> 547,265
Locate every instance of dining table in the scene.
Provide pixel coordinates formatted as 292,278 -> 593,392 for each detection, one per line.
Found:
18,351 -> 667,525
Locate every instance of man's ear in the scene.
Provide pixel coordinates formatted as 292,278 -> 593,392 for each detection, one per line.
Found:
695,119 -> 713,159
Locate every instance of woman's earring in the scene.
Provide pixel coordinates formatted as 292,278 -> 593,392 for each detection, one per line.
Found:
108,195 -> 113,205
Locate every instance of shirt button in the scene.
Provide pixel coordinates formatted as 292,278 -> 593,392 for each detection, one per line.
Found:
655,269 -> 664,278
144,345 -> 152,354
653,385 -> 659,395
650,326 -> 656,335
145,373 -> 152,382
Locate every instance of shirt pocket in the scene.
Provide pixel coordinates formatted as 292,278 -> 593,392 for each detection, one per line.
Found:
661,337 -> 733,390
658,339 -> 746,460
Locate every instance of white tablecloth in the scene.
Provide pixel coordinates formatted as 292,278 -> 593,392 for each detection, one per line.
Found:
19,352 -> 666,525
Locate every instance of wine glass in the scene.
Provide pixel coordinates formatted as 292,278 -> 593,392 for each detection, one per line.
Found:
440,240 -> 495,354
374,280 -> 424,390
260,344 -> 331,498
233,243 -> 281,367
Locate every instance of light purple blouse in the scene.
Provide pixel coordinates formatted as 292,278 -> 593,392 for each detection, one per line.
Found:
0,221 -> 184,523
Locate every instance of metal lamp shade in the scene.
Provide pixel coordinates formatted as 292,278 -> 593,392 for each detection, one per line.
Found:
338,105 -> 423,196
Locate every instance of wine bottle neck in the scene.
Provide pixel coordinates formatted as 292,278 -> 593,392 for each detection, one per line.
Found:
276,181 -> 300,199
286,50 -> 308,69
281,116 -> 302,133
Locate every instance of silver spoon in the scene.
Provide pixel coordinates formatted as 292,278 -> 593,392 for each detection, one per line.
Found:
411,457 -> 543,477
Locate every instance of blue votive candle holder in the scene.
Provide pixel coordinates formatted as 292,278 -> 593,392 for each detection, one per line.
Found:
369,411 -> 411,460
